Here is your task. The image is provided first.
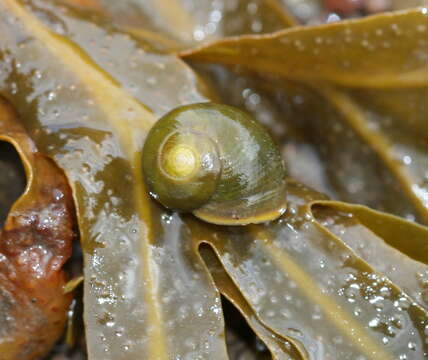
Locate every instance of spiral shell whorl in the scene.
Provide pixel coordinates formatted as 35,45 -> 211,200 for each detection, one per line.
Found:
142,103 -> 287,225
143,127 -> 221,211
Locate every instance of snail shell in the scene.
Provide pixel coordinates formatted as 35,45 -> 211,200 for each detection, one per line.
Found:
142,103 -> 287,225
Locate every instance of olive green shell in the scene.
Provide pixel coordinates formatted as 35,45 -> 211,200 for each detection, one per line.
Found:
142,103 -> 287,225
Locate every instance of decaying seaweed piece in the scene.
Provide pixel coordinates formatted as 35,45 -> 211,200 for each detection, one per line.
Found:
0,98 -> 76,359
1,1 -> 428,359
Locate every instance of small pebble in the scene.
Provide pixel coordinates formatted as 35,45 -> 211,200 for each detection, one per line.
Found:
364,0 -> 391,13
324,0 -> 365,15
324,0 -> 391,15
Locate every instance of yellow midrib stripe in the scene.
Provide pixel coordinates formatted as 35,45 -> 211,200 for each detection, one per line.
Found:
149,0 -> 195,43
185,50 -> 428,89
251,226 -> 394,360
318,84 -> 428,224
203,245 -> 306,359
3,1 -> 167,358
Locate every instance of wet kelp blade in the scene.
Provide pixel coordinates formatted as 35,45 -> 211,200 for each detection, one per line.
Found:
312,201 -> 428,311
0,98 -> 75,360
182,9 -> 428,224
25,0 -> 209,117
312,84 -> 428,223
0,0 -> 228,359
190,68 -> 418,220
183,9 -> 428,87
2,1 -> 428,360
264,80 -> 421,220
199,244 -> 306,360
56,0 -> 296,49
189,181 -> 428,359
32,3 -> 428,359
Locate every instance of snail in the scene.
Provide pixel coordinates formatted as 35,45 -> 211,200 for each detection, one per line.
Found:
142,103 -> 287,225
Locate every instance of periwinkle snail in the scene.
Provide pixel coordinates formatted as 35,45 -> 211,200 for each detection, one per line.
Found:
142,103 -> 287,225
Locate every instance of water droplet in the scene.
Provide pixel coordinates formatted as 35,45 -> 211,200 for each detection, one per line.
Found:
379,286 -> 391,297
251,20 -> 262,33
161,213 -> 173,224
193,27 -> 205,41
402,155 -> 412,165
354,307 -> 362,316
98,312 -> 115,327
210,10 -> 222,22
248,93 -> 260,105
417,24 -> 426,33
293,39 -> 305,51
47,91 -> 56,101
408,342 -> 416,350
287,328 -> 303,338
394,296 -> 411,310
369,317 -> 380,328
247,2 -> 258,15
390,23 -> 402,35
205,22 -> 217,35
327,13 -> 341,23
